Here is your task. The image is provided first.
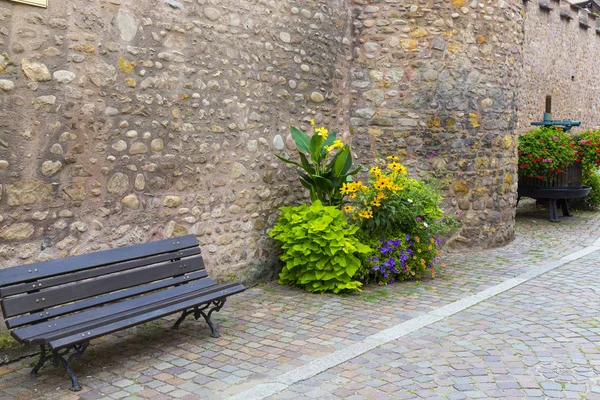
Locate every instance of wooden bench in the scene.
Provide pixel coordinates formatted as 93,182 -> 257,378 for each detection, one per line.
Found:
0,234 -> 245,391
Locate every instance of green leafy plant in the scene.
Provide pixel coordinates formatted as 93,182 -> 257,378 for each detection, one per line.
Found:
518,127 -> 576,181
269,200 -> 371,293
579,170 -> 600,210
344,158 -> 457,239
275,124 -> 360,208
343,158 -> 457,286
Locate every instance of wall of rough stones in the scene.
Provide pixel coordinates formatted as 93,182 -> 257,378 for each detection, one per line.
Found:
518,0 -> 600,132
347,0 -> 524,249
0,0 -> 352,298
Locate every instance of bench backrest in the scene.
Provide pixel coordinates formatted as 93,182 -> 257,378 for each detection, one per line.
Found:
0,235 -> 210,330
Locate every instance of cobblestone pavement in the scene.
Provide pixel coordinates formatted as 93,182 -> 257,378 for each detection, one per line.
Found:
1,201 -> 600,400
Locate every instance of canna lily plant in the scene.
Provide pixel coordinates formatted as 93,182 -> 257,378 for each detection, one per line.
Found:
275,122 -> 361,208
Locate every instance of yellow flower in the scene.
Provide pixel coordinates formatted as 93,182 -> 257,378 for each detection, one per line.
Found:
387,155 -> 400,161
315,127 -> 328,140
340,183 -> 352,195
349,193 -> 357,199
374,177 -> 390,191
387,162 -> 408,175
344,205 -> 354,213
325,140 -> 344,152
311,119 -> 315,126
369,166 -> 382,177
371,199 -> 381,207
359,210 -> 373,219
376,192 -> 387,200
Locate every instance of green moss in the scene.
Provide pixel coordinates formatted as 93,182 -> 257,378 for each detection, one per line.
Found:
0,331 -> 19,350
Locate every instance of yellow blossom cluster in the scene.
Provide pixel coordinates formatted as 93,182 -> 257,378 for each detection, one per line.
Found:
387,162 -> 407,175
340,181 -> 364,194
369,166 -> 382,177
358,210 -> 373,219
325,140 -> 344,152
315,127 -> 328,140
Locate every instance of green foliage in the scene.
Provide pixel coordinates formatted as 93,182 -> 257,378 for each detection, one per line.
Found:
275,125 -> 360,208
269,201 -> 371,293
344,161 -> 458,239
582,169 -> 600,209
345,159 -> 457,286
518,127 -> 575,181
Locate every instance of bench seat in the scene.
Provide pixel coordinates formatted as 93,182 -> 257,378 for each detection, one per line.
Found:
0,235 -> 245,391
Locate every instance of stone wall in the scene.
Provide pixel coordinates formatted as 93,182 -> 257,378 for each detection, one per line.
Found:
347,0 -> 524,249
518,1 -> 600,132
0,0 -> 352,289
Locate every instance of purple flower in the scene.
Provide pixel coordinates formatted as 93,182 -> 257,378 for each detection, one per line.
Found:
405,234 -> 410,241
431,151 -> 436,155
581,139 -> 587,144
383,258 -> 396,268
552,136 -> 559,141
416,217 -> 422,221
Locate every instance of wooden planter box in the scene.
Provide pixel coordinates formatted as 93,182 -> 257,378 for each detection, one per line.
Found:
518,163 -> 591,222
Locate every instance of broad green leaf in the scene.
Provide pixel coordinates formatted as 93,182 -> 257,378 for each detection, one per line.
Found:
313,175 -> 334,194
309,133 -> 325,164
341,147 -> 353,175
298,152 -> 316,175
290,126 -> 310,153
332,147 -> 350,177
275,154 -> 303,169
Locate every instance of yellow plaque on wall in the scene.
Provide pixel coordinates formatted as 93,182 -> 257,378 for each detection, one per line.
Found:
7,0 -> 47,8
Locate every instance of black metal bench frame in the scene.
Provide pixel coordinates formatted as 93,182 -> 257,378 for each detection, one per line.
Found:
0,235 -> 245,391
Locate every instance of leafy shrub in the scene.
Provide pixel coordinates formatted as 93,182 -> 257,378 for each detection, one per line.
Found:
582,169 -> 600,210
275,124 -> 360,208
345,158 -> 457,286
269,200 -> 371,293
357,235 -> 445,285
344,157 -> 457,239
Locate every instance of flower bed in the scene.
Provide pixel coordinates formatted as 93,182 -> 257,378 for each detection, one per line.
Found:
270,124 -> 459,293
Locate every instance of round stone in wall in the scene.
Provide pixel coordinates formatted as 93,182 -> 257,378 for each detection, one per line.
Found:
273,135 -> 285,150
310,92 -> 325,103
121,194 -> 139,209
112,140 -> 128,152
107,172 -> 130,195
280,32 -> 291,43
0,79 -> 14,91
53,70 -> 76,84
151,138 -> 164,151
204,7 -> 220,21
129,142 -> 148,155
41,160 -> 62,177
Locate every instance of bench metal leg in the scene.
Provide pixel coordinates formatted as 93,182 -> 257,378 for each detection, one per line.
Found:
31,344 -> 52,377
31,341 -> 89,392
57,353 -> 82,392
172,308 -> 196,330
172,298 -> 226,338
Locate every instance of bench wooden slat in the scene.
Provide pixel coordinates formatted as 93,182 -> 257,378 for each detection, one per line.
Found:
0,235 -> 199,288
1,255 -> 206,318
48,283 -> 245,350
6,270 -> 209,330
14,277 -> 220,343
0,247 -> 201,298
